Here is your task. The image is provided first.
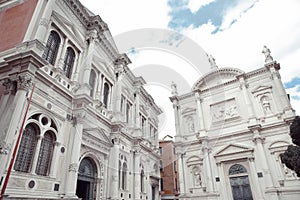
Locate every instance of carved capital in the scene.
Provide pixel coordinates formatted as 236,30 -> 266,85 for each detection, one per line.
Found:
253,135 -> 265,144
69,163 -> 78,172
87,29 -> 98,41
132,144 -> 141,153
195,92 -> 201,101
16,74 -> 33,91
0,142 -> 11,155
39,18 -> 50,28
1,78 -> 15,94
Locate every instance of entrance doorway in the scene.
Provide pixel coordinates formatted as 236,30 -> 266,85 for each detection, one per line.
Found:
76,158 -> 97,200
229,164 -> 253,200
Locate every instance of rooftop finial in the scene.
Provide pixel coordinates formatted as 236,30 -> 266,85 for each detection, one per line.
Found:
207,54 -> 218,69
171,81 -> 178,96
262,45 -> 273,64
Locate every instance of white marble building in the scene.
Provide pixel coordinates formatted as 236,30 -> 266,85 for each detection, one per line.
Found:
0,0 -> 161,199
171,48 -> 300,200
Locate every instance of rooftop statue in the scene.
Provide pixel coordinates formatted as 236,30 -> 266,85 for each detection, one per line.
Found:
171,81 -> 178,96
262,45 -> 273,64
207,54 -> 218,70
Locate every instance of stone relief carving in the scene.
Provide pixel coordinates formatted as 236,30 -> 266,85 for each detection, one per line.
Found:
211,99 -> 239,122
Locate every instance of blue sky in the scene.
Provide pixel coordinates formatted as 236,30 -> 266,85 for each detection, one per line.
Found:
83,0 -> 300,137
168,0 -> 258,34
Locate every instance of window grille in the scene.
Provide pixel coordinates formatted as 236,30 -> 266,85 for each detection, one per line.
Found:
43,31 -> 61,65
89,69 -> 96,97
229,164 -> 247,175
14,124 -> 38,172
122,163 -> 127,190
36,131 -> 54,176
103,82 -> 110,107
63,47 -> 75,78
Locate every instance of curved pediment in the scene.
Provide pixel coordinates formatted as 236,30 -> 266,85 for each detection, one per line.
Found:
192,68 -> 244,91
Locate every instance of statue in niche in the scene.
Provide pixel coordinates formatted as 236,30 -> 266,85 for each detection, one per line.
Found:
186,116 -> 195,133
191,166 -> 202,186
261,96 -> 271,114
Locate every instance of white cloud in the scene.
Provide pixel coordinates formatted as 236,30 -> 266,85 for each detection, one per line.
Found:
188,0 -> 215,13
82,0 -> 170,36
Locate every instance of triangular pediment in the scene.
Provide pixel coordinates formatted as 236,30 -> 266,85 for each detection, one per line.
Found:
52,11 -> 82,40
252,85 -> 272,94
83,128 -> 112,146
214,143 -> 253,157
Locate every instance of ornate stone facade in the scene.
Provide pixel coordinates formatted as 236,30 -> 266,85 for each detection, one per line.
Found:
171,50 -> 300,200
0,0 -> 161,200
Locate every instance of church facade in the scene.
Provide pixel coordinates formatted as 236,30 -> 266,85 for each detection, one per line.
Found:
0,0 -> 161,200
170,50 -> 300,200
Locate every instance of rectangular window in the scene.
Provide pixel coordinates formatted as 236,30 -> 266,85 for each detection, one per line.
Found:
174,161 -> 177,172
120,95 -> 125,113
126,102 -> 132,123
160,160 -> 163,171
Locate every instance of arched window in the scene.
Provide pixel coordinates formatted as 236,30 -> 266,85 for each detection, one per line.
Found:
122,163 -> 127,190
141,169 -> 145,192
36,131 -> 55,176
14,124 -> 38,172
103,82 -> 110,108
63,47 -> 75,78
43,31 -> 61,65
118,161 -> 121,189
229,164 -> 247,175
89,69 -> 96,97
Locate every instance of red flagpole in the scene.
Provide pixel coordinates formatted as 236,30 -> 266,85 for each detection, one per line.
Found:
0,83 -> 35,200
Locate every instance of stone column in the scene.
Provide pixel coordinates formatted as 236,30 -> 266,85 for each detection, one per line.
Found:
237,75 -> 257,124
49,141 -> 60,177
133,147 -> 141,200
249,158 -> 264,200
252,130 -> 274,188
71,51 -> 82,82
112,68 -> 124,121
110,137 -> 120,200
134,89 -> 141,129
202,139 -> 214,192
31,135 -> 43,174
195,91 -> 206,136
177,151 -> 186,195
34,1 -> 55,42
267,63 -> 292,113
216,162 -> 229,200
64,114 -> 84,198
3,75 -> 33,169
170,96 -> 181,138
57,38 -> 68,71
0,79 -> 13,121
77,30 -> 98,94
